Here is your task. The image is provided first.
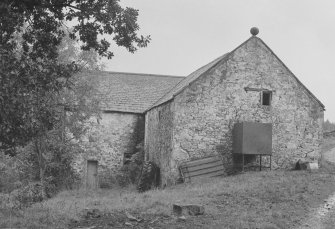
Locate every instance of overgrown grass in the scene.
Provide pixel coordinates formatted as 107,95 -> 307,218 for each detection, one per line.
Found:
322,136 -> 335,154
2,138 -> 335,228
320,136 -> 335,173
2,170 -> 335,229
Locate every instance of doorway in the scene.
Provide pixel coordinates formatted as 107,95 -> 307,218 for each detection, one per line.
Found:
87,160 -> 98,189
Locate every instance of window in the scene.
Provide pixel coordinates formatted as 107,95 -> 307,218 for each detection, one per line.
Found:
261,91 -> 272,106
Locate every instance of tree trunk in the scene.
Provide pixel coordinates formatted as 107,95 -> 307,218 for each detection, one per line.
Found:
34,138 -> 47,200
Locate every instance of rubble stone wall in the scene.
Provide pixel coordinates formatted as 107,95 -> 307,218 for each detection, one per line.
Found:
166,37 -> 323,182
73,112 -> 144,187
145,102 -> 175,186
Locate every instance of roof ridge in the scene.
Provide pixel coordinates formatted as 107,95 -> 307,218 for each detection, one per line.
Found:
102,70 -> 185,78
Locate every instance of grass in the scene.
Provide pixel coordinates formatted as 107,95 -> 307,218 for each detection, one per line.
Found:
2,170 -> 335,229
1,137 -> 335,228
322,136 -> 335,155
320,136 -> 335,173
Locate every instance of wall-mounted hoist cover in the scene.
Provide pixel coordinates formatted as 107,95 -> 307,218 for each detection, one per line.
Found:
233,122 -> 272,155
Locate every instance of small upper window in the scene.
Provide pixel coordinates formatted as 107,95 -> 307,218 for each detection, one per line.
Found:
261,91 -> 272,106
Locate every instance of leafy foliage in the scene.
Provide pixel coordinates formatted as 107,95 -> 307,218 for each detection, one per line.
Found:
123,143 -> 145,183
0,71 -> 99,200
0,0 -> 150,150
0,0 -> 150,197
0,0 -> 150,58
137,161 -> 160,193
57,30 -> 106,70
99,142 -> 145,188
0,152 -> 27,193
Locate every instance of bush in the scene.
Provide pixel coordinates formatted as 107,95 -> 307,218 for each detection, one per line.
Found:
13,183 -> 45,208
98,170 -> 117,189
13,140 -> 81,195
0,192 -> 21,210
110,142 -> 145,188
115,171 -> 131,188
112,158 -> 142,188
0,182 -> 48,210
95,142 -> 145,189
0,151 -> 29,193
0,141 -> 81,207
137,161 -> 160,192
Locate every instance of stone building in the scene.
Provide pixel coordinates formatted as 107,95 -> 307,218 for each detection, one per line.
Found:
76,30 -> 324,187
72,71 -> 183,187
145,31 -> 324,186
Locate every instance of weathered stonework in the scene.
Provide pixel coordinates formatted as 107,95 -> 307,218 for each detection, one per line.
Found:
73,112 -> 144,186
145,102 -> 174,186
146,37 -> 324,185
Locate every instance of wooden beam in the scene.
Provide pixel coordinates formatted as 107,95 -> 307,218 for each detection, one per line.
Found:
244,87 -> 275,92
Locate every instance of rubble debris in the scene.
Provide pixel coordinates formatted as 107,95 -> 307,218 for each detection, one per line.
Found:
173,204 -> 205,216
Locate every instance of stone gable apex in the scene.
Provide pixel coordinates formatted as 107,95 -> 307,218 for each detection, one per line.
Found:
147,36 -> 325,112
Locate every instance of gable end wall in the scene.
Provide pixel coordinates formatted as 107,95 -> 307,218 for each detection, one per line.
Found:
167,37 -> 323,182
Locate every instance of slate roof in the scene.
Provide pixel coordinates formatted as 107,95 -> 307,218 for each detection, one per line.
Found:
88,36 -> 324,114
86,71 -> 183,113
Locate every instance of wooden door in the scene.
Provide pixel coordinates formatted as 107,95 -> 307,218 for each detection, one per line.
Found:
87,160 -> 98,189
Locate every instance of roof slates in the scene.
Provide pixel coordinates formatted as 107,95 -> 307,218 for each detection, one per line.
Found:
87,71 -> 183,113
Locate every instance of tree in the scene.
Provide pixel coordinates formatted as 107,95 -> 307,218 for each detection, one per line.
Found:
57,29 -> 106,71
0,0 -> 150,150
0,0 -> 150,197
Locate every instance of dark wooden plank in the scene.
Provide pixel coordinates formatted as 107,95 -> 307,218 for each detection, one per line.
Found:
179,155 -> 226,181
181,156 -> 221,168
190,169 -> 225,179
185,156 -> 220,167
180,167 -> 190,177
185,160 -> 223,173
188,166 -> 224,177
180,159 -> 222,171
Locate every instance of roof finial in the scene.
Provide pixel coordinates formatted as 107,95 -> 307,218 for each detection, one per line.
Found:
250,27 -> 259,36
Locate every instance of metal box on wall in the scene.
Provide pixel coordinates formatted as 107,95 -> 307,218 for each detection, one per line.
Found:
233,122 -> 272,155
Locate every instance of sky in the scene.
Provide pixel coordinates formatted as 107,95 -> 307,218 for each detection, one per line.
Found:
103,0 -> 335,122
